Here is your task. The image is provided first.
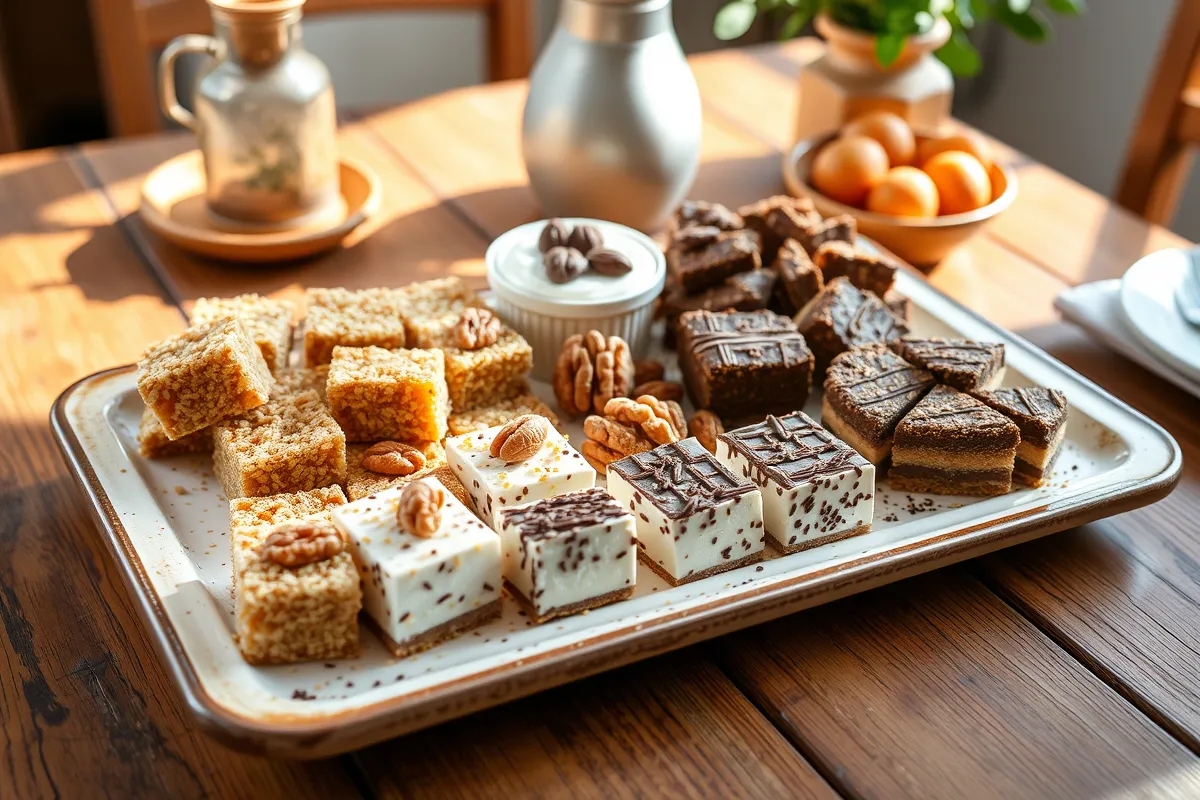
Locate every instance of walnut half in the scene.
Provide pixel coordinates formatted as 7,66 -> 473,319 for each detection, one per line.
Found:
361,441 -> 427,476
259,519 -> 345,568
397,481 -> 445,538
454,307 -> 502,350
552,331 -> 635,417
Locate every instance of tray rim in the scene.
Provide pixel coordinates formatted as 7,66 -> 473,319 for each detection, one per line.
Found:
51,281 -> 1183,759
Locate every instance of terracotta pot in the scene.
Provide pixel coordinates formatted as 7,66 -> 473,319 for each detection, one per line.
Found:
795,13 -> 954,142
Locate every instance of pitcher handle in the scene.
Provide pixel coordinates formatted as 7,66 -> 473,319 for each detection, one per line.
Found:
158,34 -> 218,131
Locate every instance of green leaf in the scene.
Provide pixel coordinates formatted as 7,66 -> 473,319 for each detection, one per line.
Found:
714,1 -> 758,40
997,6 -> 1051,41
875,33 -> 906,67
780,6 -> 815,39
1045,0 -> 1085,14
936,28 -> 982,76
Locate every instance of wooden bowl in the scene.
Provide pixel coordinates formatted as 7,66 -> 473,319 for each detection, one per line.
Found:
782,132 -> 1017,267
140,151 -> 381,263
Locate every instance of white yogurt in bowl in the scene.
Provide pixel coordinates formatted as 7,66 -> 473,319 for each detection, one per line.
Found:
486,218 -> 667,380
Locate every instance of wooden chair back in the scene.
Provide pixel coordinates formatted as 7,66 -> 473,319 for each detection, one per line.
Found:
87,0 -> 533,137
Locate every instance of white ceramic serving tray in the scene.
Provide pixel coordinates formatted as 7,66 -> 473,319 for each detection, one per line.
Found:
53,270 -> 1181,758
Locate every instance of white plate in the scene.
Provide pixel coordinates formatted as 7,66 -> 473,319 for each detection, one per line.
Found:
1119,249 -> 1200,382
53,270 -> 1181,757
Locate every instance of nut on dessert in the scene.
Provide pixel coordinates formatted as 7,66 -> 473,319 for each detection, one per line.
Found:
538,218 -> 569,252
397,480 -> 446,538
553,330 -> 635,416
568,224 -> 603,255
588,248 -> 633,277
544,246 -> 588,284
361,441 -> 427,476
454,306 -> 502,350
689,410 -> 724,453
259,519 -> 346,568
489,413 -> 550,463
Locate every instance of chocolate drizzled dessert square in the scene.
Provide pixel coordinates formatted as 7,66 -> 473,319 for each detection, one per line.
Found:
716,412 -> 875,553
498,488 -> 637,623
606,438 -> 764,586
662,269 -> 777,346
677,309 -> 814,418
795,277 -> 908,377
738,195 -> 821,264
772,239 -> 824,315
890,385 -> 1020,497
889,336 -> 1005,392
667,229 -> 762,294
813,240 -> 898,299
822,343 -> 935,465
971,387 -> 1068,487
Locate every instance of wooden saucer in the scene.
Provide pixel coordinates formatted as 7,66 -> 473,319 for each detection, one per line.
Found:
139,151 -> 381,263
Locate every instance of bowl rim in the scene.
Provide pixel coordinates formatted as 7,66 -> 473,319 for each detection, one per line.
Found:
781,131 -> 1018,229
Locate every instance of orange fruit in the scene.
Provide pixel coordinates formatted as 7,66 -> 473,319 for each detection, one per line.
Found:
922,151 -> 991,215
917,130 -> 992,170
867,166 -> 939,218
811,135 -> 890,207
843,111 -> 916,167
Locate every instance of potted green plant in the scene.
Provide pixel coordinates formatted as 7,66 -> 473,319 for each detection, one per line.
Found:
714,0 -> 1084,77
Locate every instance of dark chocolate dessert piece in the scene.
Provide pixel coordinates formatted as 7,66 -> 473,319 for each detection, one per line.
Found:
662,269 -> 777,347
814,240 -> 898,299
609,438 -> 756,519
674,200 -> 743,232
822,343 -> 935,465
794,277 -> 908,377
793,213 -> 856,256
970,387 -> 1069,487
885,293 -> 910,323
772,238 -> 824,315
677,309 -> 814,418
889,336 -> 1005,392
889,385 -> 1020,497
738,195 -> 820,264
667,229 -> 762,294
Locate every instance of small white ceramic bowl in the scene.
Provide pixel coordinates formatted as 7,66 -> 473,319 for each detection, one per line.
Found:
486,218 -> 666,381
782,132 -> 1017,267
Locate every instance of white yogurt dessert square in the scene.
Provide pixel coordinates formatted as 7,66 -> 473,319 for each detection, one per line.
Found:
497,487 -> 637,623
332,476 -> 501,657
606,437 -> 764,586
717,411 -> 874,554
445,423 -> 595,529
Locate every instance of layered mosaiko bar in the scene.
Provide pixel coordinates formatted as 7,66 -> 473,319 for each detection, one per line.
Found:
971,387 -> 1069,487
813,240 -> 897,299
192,293 -> 295,374
304,287 -> 409,367
445,422 -> 594,530
606,437 -> 764,586
822,343 -> 935,465
332,477 -> 501,658
136,317 -> 274,440
717,412 -> 875,553
794,277 -> 908,377
498,487 -> 637,623
890,385 -> 1020,497
889,336 -> 1006,392
326,345 -> 450,443
213,388 -> 347,498
676,309 -> 814,419
229,486 -> 360,665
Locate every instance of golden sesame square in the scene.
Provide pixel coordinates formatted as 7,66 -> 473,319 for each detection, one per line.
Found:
304,287 -> 408,367
447,392 -> 560,436
442,328 -> 533,412
327,346 -> 450,443
395,277 -> 485,346
136,405 -> 213,458
193,293 -> 295,374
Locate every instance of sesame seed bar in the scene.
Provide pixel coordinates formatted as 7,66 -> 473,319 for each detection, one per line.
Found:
193,293 -> 295,374
304,287 -> 408,367
447,392 -> 560,436
213,389 -> 347,499
229,486 -> 361,665
442,328 -> 533,412
136,405 -> 212,458
327,346 -> 450,443
273,365 -> 329,402
395,277 -> 487,347
344,440 -> 447,501
137,317 -> 273,440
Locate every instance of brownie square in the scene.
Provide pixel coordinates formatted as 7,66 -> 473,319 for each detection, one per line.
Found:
772,239 -> 824,315
814,240 -> 898,299
667,229 -> 762,294
674,200 -> 744,231
676,309 -> 814,418
662,268 -> 778,346
738,195 -> 820,264
795,278 -> 908,377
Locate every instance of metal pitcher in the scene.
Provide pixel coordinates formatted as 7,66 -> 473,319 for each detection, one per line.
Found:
159,0 -> 339,230
522,0 -> 701,233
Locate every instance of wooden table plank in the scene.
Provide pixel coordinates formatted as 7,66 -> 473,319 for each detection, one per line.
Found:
717,572 -> 1199,799
0,149 -> 361,798
359,654 -> 837,799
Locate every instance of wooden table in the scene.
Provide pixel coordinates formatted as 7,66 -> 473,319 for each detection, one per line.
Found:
5,40 -> 1200,797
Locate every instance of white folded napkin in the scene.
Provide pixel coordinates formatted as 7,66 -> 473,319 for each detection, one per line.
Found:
1055,280 -> 1200,399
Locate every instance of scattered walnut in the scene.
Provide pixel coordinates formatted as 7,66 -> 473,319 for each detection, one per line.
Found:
538,218 -> 569,252
552,331 -> 635,417
454,306 -> 502,350
633,359 -> 665,386
632,380 -> 683,402
362,441 -> 427,476
397,481 -> 445,538
689,410 -> 724,454
489,414 -> 550,463
604,396 -> 682,445
259,519 -> 345,568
